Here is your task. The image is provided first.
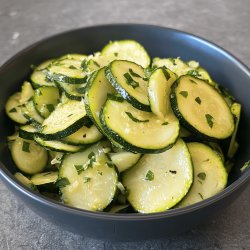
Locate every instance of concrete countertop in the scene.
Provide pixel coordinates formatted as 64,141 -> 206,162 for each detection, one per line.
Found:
0,0 -> 249,249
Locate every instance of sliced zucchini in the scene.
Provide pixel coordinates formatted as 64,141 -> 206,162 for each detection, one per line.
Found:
21,100 -> 44,125
122,139 -> 193,213
177,142 -> 227,208
109,151 -> 141,172
170,75 -> 234,139
59,142 -> 118,211
100,96 -> 179,153
10,137 -> 48,174
31,59 -> 56,88
56,81 -> 87,100
14,172 -> 38,191
85,67 -> 116,130
33,86 -> 60,118
101,40 -> 150,68
31,171 -> 58,185
105,60 -> 150,111
47,57 -> 87,84
34,136 -> 84,153
227,102 -> 241,158
148,67 -> 177,117
20,81 -> 34,103
60,54 -> 87,61
62,124 -> 102,145
5,92 -> 28,124
19,124 -> 38,140
82,53 -> 110,73
39,100 -> 90,140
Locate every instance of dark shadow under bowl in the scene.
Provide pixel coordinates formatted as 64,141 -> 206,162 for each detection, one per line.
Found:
0,24 -> 249,241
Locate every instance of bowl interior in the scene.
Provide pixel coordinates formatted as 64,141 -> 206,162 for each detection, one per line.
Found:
0,24 -> 249,203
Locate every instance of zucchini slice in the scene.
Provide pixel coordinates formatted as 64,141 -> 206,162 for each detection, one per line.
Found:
177,142 -> 227,208
22,100 -> 44,124
59,142 -> 118,211
227,102 -> 241,158
100,96 -> 179,153
62,124 -> 103,145
122,139 -> 193,213
105,60 -> 150,111
170,75 -> 234,139
31,171 -> 58,186
31,59 -> 56,88
19,124 -> 38,140
148,67 -> 177,117
101,40 -> 150,68
10,137 -> 48,174
33,86 -> 60,118
85,67 -> 116,131
14,172 -> 38,191
109,151 -> 141,172
5,92 -> 28,124
39,100 -> 90,140
34,136 -> 84,153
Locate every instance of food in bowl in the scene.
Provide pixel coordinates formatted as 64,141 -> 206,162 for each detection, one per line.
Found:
5,40 -> 241,213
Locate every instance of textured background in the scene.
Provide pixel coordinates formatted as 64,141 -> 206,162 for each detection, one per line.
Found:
0,0 -> 249,249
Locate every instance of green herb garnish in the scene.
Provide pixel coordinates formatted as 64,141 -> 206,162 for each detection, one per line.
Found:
169,58 -> 177,65
125,112 -> 149,123
69,65 -> 77,69
128,68 -> 141,78
56,177 -> 70,188
88,152 -> 95,159
198,193 -> 204,200
179,91 -> 188,98
22,141 -> 30,153
205,114 -> 214,128
46,104 -> 55,113
197,172 -> 206,181
83,177 -> 91,183
187,70 -> 200,77
74,165 -> 84,175
9,108 -> 17,113
189,79 -> 197,84
93,60 -> 100,68
162,66 -> 170,80
81,59 -> 88,71
169,170 -> 177,174
195,97 -> 201,104
114,52 -> 118,57
145,170 -> 154,181
123,72 -> 139,89
161,122 -> 169,126
98,171 -> 103,176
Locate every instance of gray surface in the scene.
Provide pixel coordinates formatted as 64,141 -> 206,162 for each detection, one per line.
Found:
0,0 -> 249,249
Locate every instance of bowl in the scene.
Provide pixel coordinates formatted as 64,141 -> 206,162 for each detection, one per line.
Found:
0,24 -> 249,241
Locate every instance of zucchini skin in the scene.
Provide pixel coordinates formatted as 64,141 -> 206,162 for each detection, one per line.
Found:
105,63 -> 151,112
36,116 -> 92,140
99,106 -> 177,154
170,77 -> 230,141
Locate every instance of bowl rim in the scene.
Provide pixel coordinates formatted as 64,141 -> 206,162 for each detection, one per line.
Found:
0,23 -> 250,221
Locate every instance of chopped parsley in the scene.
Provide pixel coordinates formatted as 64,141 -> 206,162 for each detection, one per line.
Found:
93,60 -> 100,68
145,170 -> 154,181
129,68 -> 141,78
161,122 -> 169,126
56,177 -> 70,188
197,172 -> 206,181
106,162 -> 115,168
187,70 -> 200,77
195,96 -> 201,104
169,170 -> 177,174
87,152 -> 96,168
74,165 -> 84,175
81,59 -> 88,71
114,52 -> 118,57
162,66 -> 171,80
22,141 -> 30,153
123,72 -> 139,89
125,112 -> 149,123
205,114 -> 214,128
46,104 -> 55,113
9,108 -> 17,113
198,193 -> 204,200
98,171 -> 103,176
83,177 -> 91,183
69,65 -> 77,69
179,91 -> 188,98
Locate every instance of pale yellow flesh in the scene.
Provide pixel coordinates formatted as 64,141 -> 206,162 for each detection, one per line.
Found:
31,171 -> 58,185
10,137 -> 48,174
176,76 -> 234,138
22,100 -> 44,123
104,99 -> 179,149
177,142 -> 227,208
111,60 -> 149,105
148,68 -> 177,117
86,68 -> 116,128
123,139 -> 193,213
60,143 -> 117,211
42,100 -> 86,134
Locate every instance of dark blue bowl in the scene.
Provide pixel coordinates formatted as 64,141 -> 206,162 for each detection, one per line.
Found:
0,24 -> 249,241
